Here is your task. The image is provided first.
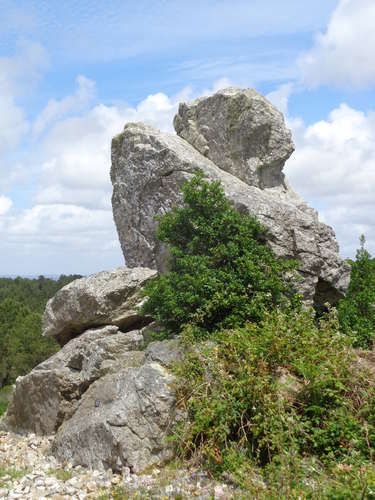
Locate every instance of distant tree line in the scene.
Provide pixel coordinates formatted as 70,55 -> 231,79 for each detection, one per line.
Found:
0,275 -> 80,388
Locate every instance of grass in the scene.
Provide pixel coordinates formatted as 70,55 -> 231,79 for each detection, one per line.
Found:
47,467 -> 73,482
0,466 -> 30,488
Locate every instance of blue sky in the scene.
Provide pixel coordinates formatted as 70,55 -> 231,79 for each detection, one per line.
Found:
0,0 -> 374,275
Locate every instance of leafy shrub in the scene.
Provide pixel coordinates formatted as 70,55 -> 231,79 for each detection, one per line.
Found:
338,235 -> 375,348
142,172 -> 299,337
173,308 -> 375,494
142,173 -> 375,496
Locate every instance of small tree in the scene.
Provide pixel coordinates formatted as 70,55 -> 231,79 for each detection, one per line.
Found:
142,172 -> 299,336
338,235 -> 375,349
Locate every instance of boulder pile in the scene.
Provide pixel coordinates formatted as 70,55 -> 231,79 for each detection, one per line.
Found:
2,267 -> 184,473
1,87 -> 351,476
111,87 -> 350,305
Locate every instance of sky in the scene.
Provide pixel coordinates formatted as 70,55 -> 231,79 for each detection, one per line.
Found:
0,0 -> 374,276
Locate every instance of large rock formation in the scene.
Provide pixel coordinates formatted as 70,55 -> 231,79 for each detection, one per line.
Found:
52,362 -> 179,473
1,87 -> 352,477
43,266 -> 156,346
111,87 -> 350,305
2,267 -> 183,473
3,325 -> 145,435
174,87 -> 294,188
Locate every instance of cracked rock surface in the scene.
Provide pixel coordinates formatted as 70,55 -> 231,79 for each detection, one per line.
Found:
1,264 -> 186,475
3,326 -> 145,436
2,312 -> 184,474
174,87 -> 294,188
111,90 -> 350,305
52,361 -> 180,473
43,266 -> 156,346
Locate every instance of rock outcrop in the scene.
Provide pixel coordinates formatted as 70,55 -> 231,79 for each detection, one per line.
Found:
111,88 -> 350,305
43,266 -> 156,346
52,362 -> 178,473
173,87 -> 294,188
3,325 -> 145,435
2,267 -> 184,474
1,87 -> 352,478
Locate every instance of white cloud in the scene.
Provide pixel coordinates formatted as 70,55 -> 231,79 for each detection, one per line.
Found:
266,83 -> 294,114
285,103 -> 375,257
0,79 -> 216,274
299,0 -> 375,88
0,41 -> 48,187
0,196 -> 12,216
0,94 -> 28,154
33,75 -> 96,136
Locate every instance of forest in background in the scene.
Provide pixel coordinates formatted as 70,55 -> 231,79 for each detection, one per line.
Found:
0,275 -> 80,414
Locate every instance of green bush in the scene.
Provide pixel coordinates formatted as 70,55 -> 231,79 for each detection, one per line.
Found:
141,173 -> 375,496
338,235 -> 375,348
142,172 -> 299,337
173,308 -> 375,495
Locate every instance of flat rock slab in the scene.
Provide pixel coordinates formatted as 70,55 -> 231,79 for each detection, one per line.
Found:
43,266 -> 157,345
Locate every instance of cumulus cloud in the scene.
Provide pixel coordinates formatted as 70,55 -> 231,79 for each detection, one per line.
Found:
0,196 -> 12,216
285,104 -> 375,257
33,75 -> 96,136
1,78 -> 232,274
299,0 -> 375,88
0,41 -> 48,189
266,83 -> 294,115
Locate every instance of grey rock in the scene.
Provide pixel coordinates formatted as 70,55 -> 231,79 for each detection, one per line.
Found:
174,87 -> 294,189
144,339 -> 184,368
140,321 -> 165,344
52,363 -> 179,473
43,266 -> 156,345
3,326 -> 145,435
110,105 -> 349,305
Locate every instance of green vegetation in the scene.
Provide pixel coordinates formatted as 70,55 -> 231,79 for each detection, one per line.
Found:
142,171 -> 299,338
0,466 -> 31,488
47,467 -> 73,482
0,274 -> 79,413
338,235 -> 375,349
174,308 -> 375,497
0,275 -> 81,313
143,173 -> 375,498
0,386 -> 11,416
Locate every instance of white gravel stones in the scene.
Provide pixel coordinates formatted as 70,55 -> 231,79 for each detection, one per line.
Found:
0,431 -> 237,498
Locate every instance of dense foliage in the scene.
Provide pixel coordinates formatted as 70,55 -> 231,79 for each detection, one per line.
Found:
338,235 -> 375,349
143,174 -> 375,497
175,309 -> 375,497
142,172 -> 299,337
0,275 -> 80,413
